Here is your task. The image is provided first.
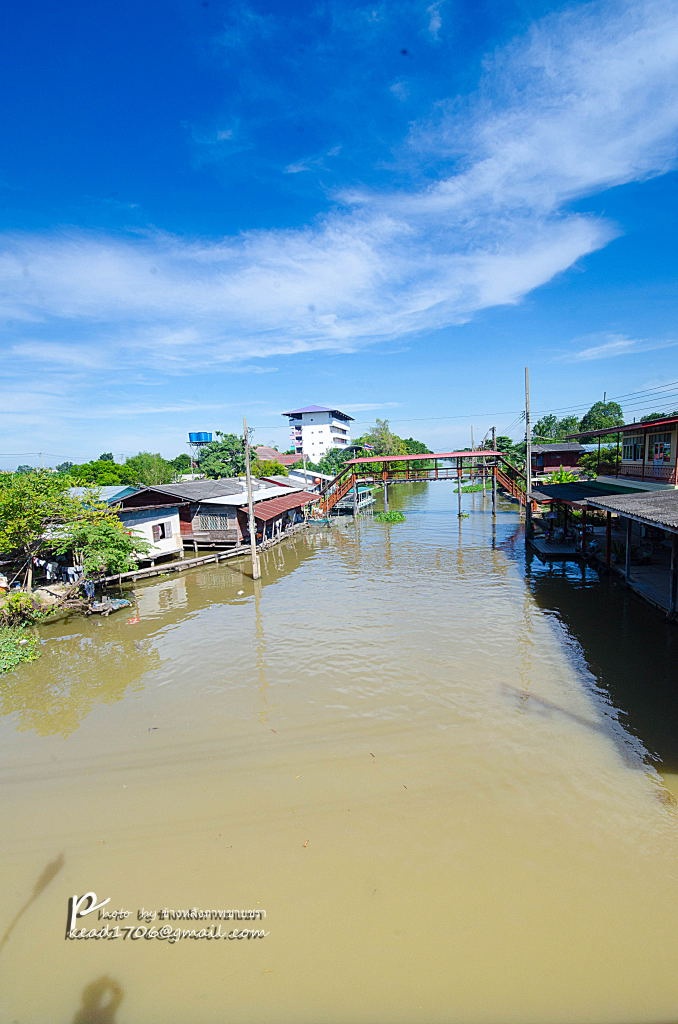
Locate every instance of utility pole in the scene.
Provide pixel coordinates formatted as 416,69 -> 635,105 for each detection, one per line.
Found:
524,368 -> 533,535
243,417 -> 261,580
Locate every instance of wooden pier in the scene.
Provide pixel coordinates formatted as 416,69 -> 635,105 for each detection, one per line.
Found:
102,522 -> 310,586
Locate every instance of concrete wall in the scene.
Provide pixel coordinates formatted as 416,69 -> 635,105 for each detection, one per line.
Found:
118,507 -> 183,561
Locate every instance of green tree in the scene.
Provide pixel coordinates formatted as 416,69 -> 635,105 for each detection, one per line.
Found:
68,460 -> 125,486
198,432 -> 246,479
402,438 -> 432,455
486,436 -> 525,468
252,459 -> 288,477
532,414 -> 580,441
579,445 -> 622,476
120,452 -> 175,486
171,453 -> 192,474
53,516 -> 150,578
98,452 -> 114,462
16,465 -> 34,474
0,471 -> 82,589
579,401 -> 624,432
558,415 -> 581,437
358,419 -> 408,456
317,447 -> 356,476
639,411 -> 678,423
56,461 -> 74,474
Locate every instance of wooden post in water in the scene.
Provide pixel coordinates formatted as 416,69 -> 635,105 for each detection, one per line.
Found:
624,518 -> 632,582
457,459 -> 463,518
353,475 -> 359,518
383,480 -> 389,511
243,417 -> 261,581
491,427 -> 497,517
605,511 -> 612,570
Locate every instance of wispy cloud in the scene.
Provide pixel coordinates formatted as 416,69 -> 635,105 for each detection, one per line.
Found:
338,401 -> 402,413
2,0 -> 678,384
565,333 -> 678,361
426,1 -> 444,40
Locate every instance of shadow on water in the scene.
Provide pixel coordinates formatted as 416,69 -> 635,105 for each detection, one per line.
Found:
0,852 -> 64,953
72,976 -> 123,1024
520,545 -> 678,773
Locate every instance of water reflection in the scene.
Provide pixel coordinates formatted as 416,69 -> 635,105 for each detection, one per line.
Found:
72,977 -> 123,1024
0,631 -> 160,737
0,851 -> 64,953
2,484 -> 678,1023
523,547 -> 678,773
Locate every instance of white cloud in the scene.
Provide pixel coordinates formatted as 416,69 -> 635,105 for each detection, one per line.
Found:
1,0 -> 677,382
426,1 -> 443,40
566,333 -> 678,361
389,79 -> 410,102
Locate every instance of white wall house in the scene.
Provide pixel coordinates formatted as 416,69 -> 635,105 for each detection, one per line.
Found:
118,506 -> 183,563
282,405 -> 353,463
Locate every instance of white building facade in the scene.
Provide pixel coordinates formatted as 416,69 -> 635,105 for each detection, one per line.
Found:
283,405 -> 353,463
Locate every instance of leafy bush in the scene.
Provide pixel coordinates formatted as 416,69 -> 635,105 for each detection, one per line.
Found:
545,468 -> 578,484
0,590 -> 45,626
0,626 -> 40,673
374,511 -> 406,523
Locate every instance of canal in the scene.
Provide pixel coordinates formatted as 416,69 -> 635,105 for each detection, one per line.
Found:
1,483 -> 677,1023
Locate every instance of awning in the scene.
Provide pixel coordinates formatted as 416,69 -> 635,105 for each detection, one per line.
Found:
248,491 -> 318,522
587,490 -> 678,534
531,481 -> 643,507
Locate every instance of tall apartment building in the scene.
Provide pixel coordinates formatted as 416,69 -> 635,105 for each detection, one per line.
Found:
282,405 -> 353,463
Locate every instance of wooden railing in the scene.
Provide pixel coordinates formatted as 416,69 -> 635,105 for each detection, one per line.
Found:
319,452 -> 538,514
320,472 -> 357,514
619,463 -> 677,482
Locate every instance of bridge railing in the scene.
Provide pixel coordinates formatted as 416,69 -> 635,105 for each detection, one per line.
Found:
318,452 -> 533,513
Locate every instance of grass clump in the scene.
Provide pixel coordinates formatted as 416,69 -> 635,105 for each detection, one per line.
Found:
0,626 -> 40,673
374,511 -> 406,523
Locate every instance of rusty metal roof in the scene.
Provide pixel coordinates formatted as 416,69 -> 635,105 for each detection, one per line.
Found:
349,450 -> 501,465
251,490 -> 318,521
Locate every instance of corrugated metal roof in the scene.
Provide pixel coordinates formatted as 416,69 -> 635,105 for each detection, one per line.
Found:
144,478 -> 287,502
252,491 -> 318,521
531,481 -> 644,506
153,480 -> 246,500
587,489 -> 678,532
532,443 -> 583,454
254,446 -> 282,459
69,485 -> 138,503
200,484 -> 291,506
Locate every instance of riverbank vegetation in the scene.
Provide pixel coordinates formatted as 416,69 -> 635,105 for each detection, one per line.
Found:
374,511 -> 406,523
0,626 -> 40,673
0,470 -> 150,593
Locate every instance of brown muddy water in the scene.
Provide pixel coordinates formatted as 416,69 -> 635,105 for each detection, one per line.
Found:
2,484 -> 678,1024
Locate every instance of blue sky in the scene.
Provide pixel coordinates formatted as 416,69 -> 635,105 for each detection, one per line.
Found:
2,0 -> 678,468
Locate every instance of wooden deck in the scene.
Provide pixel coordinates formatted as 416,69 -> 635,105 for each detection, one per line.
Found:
102,523 -> 309,586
